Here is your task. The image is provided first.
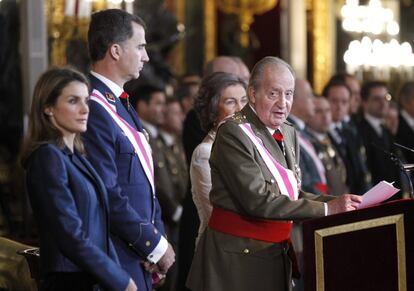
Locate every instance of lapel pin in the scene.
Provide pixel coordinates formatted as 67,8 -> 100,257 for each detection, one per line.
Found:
105,92 -> 116,103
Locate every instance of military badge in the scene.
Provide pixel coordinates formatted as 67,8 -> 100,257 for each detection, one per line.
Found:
105,92 -> 116,103
294,163 -> 302,190
231,112 -> 247,124
290,146 -> 296,159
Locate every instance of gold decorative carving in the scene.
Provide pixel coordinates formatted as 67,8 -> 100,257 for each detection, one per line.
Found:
311,0 -> 333,94
216,0 -> 278,47
314,214 -> 407,291
204,0 -> 217,64
46,0 -> 107,66
46,0 -> 65,66
92,0 -> 108,11
169,0 -> 185,75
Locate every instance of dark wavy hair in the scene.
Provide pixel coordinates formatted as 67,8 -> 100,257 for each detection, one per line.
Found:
20,67 -> 90,166
194,72 -> 246,132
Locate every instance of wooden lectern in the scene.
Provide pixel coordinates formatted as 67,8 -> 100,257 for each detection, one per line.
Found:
303,199 -> 414,291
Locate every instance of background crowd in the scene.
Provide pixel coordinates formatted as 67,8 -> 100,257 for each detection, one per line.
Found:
0,6 -> 413,291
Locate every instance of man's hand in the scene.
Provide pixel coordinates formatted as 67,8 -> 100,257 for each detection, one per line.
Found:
157,243 -> 175,274
125,278 -> 137,291
327,194 -> 363,215
142,261 -> 161,274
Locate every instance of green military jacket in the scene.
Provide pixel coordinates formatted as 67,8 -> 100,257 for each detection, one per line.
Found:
187,105 -> 334,291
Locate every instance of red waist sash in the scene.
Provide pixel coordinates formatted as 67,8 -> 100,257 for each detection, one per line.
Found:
208,207 -> 292,243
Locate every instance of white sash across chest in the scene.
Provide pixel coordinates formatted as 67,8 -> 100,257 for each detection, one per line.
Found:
297,132 -> 326,184
91,90 -> 155,194
239,123 -> 298,200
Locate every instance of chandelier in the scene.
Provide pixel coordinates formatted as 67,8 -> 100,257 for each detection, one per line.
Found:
217,0 -> 278,47
341,0 -> 399,35
341,0 -> 414,78
344,36 -> 414,69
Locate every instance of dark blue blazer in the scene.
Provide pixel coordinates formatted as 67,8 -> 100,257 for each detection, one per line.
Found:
25,144 -> 130,291
82,75 -> 166,290
357,117 -> 401,190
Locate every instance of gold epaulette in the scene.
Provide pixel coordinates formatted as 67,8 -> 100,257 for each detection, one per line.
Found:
230,111 -> 247,124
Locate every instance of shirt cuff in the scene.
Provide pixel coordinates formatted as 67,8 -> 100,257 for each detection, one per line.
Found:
147,235 -> 168,263
324,203 -> 328,216
172,205 -> 183,222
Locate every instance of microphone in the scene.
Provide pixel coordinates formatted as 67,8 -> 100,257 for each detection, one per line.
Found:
371,142 -> 408,172
371,142 -> 398,162
394,142 -> 414,154
372,143 -> 414,198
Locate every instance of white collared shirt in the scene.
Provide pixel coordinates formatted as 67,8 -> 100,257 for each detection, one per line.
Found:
159,130 -> 175,147
307,129 -> 327,142
331,121 -> 343,130
344,114 -> 351,123
90,71 -> 124,98
288,114 -> 306,131
329,122 -> 343,144
141,120 -> 159,139
248,103 -> 282,135
364,113 -> 383,136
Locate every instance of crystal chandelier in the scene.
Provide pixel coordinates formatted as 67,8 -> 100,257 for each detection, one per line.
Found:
341,0 -> 414,78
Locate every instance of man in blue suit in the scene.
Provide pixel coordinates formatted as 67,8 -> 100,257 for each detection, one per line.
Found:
288,79 -> 327,195
83,9 -> 175,291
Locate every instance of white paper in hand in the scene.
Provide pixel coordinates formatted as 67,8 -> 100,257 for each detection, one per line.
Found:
358,180 -> 400,209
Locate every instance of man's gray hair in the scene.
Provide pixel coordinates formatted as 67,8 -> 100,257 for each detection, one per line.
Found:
248,56 -> 295,90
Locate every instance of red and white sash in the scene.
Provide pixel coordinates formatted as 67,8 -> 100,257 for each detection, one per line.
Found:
297,133 -> 326,184
239,123 -> 298,200
91,90 -> 155,193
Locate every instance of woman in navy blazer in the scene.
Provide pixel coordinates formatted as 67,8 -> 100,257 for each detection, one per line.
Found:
20,67 -> 136,291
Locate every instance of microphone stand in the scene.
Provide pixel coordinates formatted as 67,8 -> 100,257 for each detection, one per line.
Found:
393,143 -> 414,199
389,152 -> 414,199
371,143 -> 414,199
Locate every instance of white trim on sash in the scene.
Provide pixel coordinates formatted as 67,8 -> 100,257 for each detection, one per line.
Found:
239,123 -> 298,200
91,90 -> 155,193
297,133 -> 326,184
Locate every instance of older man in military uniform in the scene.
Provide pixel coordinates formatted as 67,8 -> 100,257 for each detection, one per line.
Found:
186,57 -> 362,291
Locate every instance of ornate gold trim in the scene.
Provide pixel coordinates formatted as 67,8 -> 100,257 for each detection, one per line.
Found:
169,0 -> 185,75
204,0 -> 216,64
311,0 -> 333,94
314,214 -> 406,291
46,0 -> 93,66
216,0 -> 278,47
